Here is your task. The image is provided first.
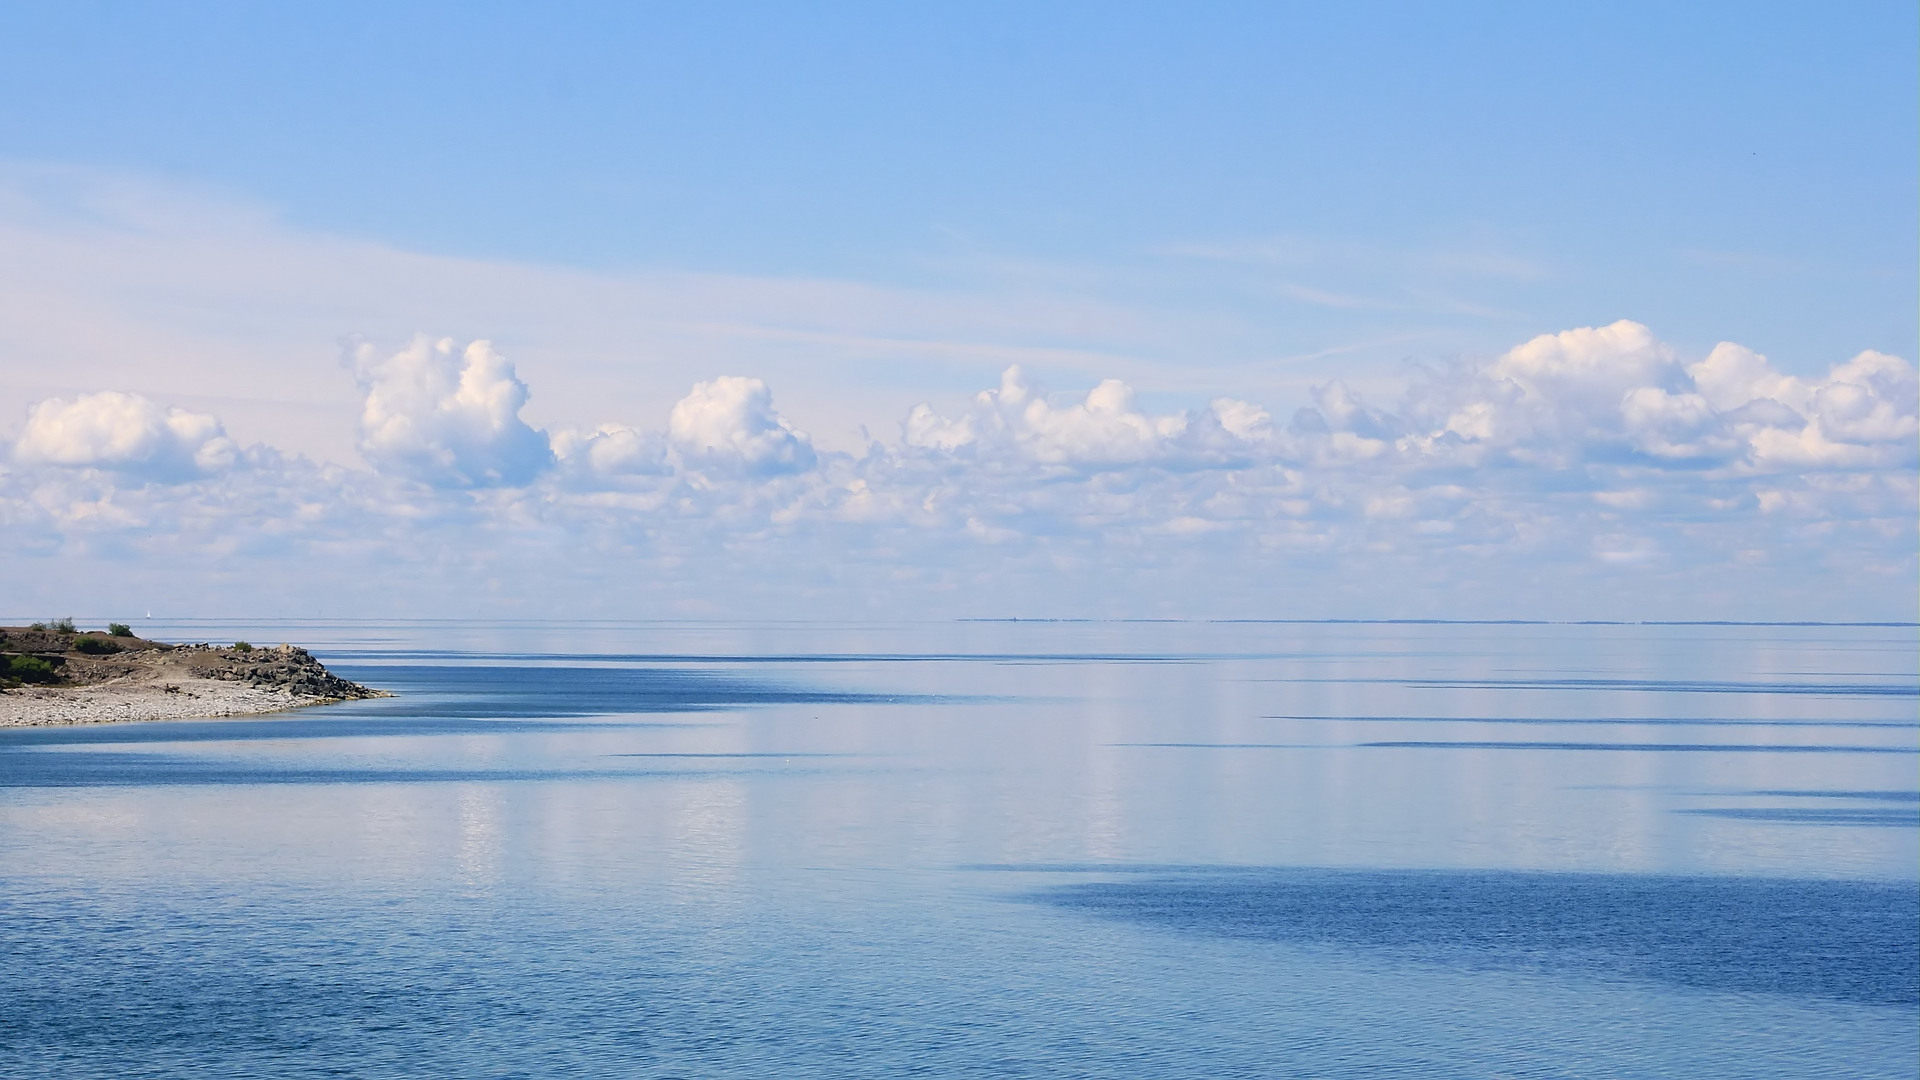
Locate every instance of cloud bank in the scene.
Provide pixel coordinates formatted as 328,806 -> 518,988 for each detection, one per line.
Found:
3,321 -> 1913,620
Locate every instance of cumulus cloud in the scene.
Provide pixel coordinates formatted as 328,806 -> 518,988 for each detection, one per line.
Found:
1488,319 -> 1676,398
1365,320 -> 1918,475
1688,345 -> 1918,468
4,321 -> 1913,619
667,376 -> 816,476
1619,385 -> 1734,461
550,423 -> 671,481
352,336 -> 552,487
901,365 -> 1268,468
12,391 -> 237,478
1381,320 -> 1684,466
865,324 -> 1917,576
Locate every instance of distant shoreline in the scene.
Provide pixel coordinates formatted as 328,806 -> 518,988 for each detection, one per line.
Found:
0,626 -> 385,727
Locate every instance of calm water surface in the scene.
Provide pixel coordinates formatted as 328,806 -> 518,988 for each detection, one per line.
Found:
1,620 -> 1915,1078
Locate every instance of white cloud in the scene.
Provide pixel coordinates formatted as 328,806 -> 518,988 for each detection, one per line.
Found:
1683,343 -> 1918,470
12,391 -> 237,478
1619,387 -> 1735,461
1208,398 -> 1274,444
352,336 -> 553,487
997,367 -> 1185,465
550,423 -> 671,481
1689,342 -> 1804,413
1367,321 -> 1918,476
667,376 -> 816,477
2,321 -> 1913,620
900,365 -> 1267,468
1487,319 -> 1676,397
1384,319 -> 1683,465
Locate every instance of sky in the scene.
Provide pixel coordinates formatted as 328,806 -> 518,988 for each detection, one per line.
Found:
0,2 -> 1914,621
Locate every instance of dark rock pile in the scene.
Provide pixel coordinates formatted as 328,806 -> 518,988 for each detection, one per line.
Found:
177,644 -> 382,700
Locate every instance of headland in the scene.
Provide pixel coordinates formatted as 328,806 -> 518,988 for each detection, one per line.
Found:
0,624 -> 385,727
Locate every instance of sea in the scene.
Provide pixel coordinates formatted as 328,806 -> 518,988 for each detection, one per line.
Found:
0,619 -> 1914,1078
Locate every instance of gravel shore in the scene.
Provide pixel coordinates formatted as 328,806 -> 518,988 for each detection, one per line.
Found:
0,678 -> 349,727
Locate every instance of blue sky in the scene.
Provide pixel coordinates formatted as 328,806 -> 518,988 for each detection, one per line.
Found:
5,2 -> 1913,354
0,2 -> 1913,620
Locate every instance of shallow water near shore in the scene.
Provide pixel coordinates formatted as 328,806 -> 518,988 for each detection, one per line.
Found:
1,620 -> 1915,1078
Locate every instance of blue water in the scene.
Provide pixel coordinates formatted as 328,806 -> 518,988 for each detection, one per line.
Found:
1,621 -> 1915,1077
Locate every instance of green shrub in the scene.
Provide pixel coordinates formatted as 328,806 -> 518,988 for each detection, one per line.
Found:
3,655 -> 58,684
232,641 -> 253,653
50,617 -> 76,633
73,637 -> 121,655
27,622 -> 46,631
108,622 -> 133,637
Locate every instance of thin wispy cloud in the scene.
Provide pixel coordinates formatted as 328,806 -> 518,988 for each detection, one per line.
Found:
1272,282 -> 1395,310
0,167 -> 1322,462
1159,234 -> 1556,285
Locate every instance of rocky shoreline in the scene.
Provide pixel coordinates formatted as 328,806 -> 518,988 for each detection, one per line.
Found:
0,626 -> 385,727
